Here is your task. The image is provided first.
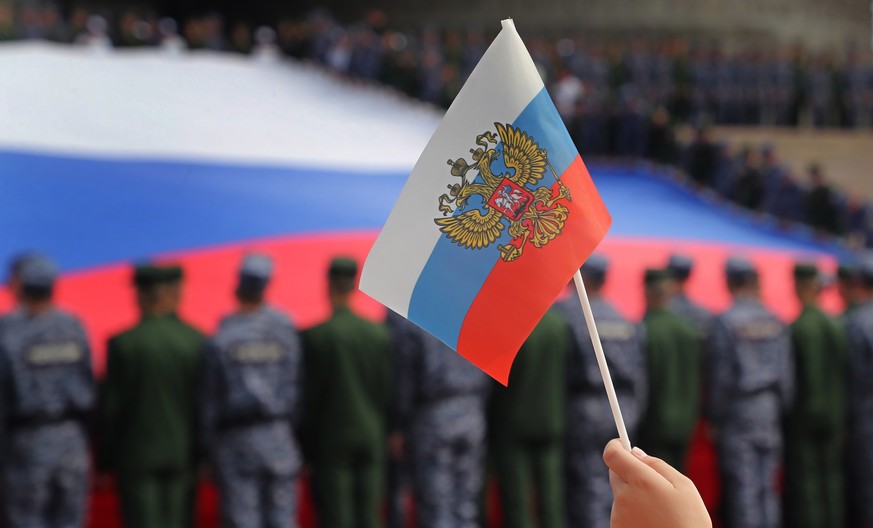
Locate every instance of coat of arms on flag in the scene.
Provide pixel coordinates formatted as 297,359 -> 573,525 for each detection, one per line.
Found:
435,123 -> 572,262
360,18 -> 612,384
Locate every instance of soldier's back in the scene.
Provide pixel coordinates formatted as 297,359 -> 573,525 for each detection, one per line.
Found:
710,299 -> 793,528
1,308 -> 95,421
302,307 -> 391,457
788,306 -> 845,433
210,306 -> 301,424
0,307 -> 95,528
559,296 -> 646,442
490,307 -> 569,441
205,305 -> 303,528
104,314 -> 204,471
640,308 -> 700,453
709,299 -> 792,436
784,305 -> 847,528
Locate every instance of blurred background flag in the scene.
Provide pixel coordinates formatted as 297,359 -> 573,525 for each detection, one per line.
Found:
360,19 -> 612,384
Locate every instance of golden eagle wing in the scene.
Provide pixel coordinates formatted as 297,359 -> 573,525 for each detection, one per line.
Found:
434,207 -> 504,249
496,122 -> 547,187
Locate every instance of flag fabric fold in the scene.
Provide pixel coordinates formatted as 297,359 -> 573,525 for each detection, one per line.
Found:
360,19 -> 612,384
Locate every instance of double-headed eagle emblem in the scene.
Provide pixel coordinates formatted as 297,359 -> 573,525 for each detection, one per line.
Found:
435,123 -> 572,262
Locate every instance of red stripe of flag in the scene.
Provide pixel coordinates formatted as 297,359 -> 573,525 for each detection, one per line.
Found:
456,156 -> 611,384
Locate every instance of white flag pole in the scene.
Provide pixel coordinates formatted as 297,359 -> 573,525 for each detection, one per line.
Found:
572,270 -> 632,451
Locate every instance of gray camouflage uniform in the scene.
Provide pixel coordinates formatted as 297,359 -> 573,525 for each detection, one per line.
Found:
666,255 -> 713,337
201,305 -> 303,528
0,308 -> 95,528
845,299 -> 873,526
557,296 -> 646,528
388,311 -> 489,528
669,293 -> 712,336
709,298 -> 793,528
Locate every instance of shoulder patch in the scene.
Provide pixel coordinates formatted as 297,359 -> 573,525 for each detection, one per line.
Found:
597,321 -> 635,341
27,342 -> 84,366
230,341 -> 284,363
736,321 -> 782,341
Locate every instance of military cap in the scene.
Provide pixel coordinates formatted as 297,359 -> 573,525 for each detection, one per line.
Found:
18,254 -> 58,289
237,253 -> 273,295
581,254 -> 609,282
644,268 -> 671,286
328,257 -> 358,279
7,252 -> 40,282
240,253 -> 273,280
725,257 -> 758,281
666,254 -> 694,281
133,264 -> 183,289
133,265 -> 161,288
793,263 -> 819,280
160,266 -> 183,282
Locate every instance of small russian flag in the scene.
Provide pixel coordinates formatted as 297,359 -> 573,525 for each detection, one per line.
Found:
360,19 -> 612,384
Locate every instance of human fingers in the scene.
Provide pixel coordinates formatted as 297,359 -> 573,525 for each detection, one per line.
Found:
603,439 -> 664,486
636,450 -> 692,489
608,468 -> 627,490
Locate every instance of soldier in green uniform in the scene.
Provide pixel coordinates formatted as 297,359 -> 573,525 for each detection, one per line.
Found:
638,268 -> 701,471
783,263 -> 847,528
488,306 -> 571,528
100,264 -> 205,528
301,257 -> 391,528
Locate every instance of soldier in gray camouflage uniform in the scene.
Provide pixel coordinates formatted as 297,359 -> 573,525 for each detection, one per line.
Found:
708,257 -> 793,528
557,255 -> 646,528
200,254 -> 303,528
666,254 -> 712,336
845,256 -> 873,528
387,310 -> 489,528
0,255 -> 95,528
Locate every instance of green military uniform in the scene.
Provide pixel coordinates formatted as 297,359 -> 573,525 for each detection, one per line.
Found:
639,305 -> 701,470
301,305 -> 391,528
100,267 -> 204,528
488,308 -> 570,528
784,277 -> 847,528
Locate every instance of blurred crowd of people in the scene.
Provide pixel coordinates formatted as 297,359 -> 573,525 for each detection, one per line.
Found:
3,3 -> 873,129
2,248 -> 872,528
669,131 -> 872,248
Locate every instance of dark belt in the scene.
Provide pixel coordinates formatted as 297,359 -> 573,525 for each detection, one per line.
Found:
217,415 -> 287,432
9,411 -> 86,429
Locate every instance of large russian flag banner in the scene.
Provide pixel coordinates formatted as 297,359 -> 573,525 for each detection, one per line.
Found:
360,19 -> 612,384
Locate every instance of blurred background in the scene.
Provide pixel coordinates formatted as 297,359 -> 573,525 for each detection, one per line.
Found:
1,0 -> 871,526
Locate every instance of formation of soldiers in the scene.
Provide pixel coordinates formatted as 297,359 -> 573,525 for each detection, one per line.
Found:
0,249 -> 870,528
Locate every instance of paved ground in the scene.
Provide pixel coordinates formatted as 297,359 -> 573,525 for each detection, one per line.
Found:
713,127 -> 873,201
